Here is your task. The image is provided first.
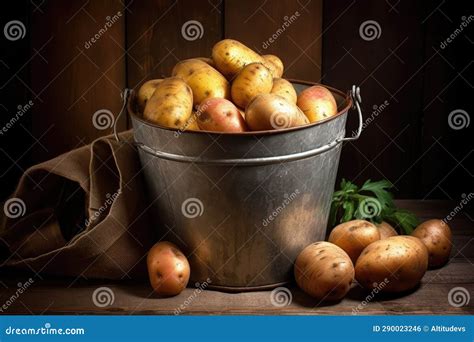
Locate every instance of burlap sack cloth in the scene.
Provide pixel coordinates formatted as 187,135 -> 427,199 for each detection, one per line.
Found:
0,131 -> 155,279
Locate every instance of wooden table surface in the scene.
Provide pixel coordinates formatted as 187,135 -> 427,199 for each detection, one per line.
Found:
1,200 -> 472,315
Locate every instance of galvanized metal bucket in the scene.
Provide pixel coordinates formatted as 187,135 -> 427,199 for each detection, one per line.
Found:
115,81 -> 363,292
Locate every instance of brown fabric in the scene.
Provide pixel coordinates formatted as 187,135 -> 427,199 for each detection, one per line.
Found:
0,130 -> 155,279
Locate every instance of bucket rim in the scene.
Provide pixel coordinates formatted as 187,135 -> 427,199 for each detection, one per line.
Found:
128,79 -> 353,136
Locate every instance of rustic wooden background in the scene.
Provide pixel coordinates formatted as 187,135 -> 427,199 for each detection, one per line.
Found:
0,0 -> 472,200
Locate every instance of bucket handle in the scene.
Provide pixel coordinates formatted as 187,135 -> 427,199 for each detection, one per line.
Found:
337,85 -> 362,143
113,88 -> 132,143
113,85 -> 363,165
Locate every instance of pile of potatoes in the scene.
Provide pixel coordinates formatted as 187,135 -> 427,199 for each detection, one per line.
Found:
137,39 -> 338,133
294,219 -> 452,301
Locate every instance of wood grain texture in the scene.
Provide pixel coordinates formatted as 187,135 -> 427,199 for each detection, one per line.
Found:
322,0 -> 426,198
126,0 -> 224,90
0,200 -> 472,315
30,0 -> 126,162
225,0 -> 323,80
0,0 -> 32,200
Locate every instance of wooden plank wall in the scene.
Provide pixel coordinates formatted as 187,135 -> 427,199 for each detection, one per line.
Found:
30,0 -> 127,163
1,0 -> 470,200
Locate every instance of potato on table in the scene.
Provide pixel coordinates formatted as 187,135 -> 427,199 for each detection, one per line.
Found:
197,98 -> 247,132
212,39 -> 265,79
172,58 -> 230,106
143,77 -> 193,129
377,221 -> 398,239
328,220 -> 380,263
245,94 -> 308,131
355,236 -> 428,293
297,85 -> 338,123
231,63 -> 273,109
147,241 -> 190,297
411,219 -> 452,268
271,78 -> 297,104
294,241 -> 354,301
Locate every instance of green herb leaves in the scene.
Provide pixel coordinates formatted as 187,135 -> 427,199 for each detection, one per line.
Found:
330,179 -> 419,234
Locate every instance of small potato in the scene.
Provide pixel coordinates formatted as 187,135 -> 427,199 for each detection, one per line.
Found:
377,221 -> 398,239
143,77 -> 193,129
197,98 -> 247,132
231,63 -> 273,108
172,59 -> 230,105
355,236 -> 428,293
294,241 -> 354,301
297,85 -> 338,123
412,219 -> 452,268
147,241 -> 190,296
184,114 -> 200,131
262,54 -> 284,78
328,220 -> 380,263
246,94 -> 309,131
137,79 -> 163,113
212,39 -> 265,79
195,57 -> 216,68
271,78 -> 297,104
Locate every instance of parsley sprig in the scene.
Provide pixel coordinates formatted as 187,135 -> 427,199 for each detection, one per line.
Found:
329,179 -> 419,234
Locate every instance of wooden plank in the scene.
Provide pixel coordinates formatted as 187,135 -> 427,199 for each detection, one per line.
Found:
420,1 -> 472,199
0,200 -> 471,315
126,0 -> 224,90
30,0 -> 126,163
0,278 -> 472,315
322,1 -> 426,197
0,0 -> 33,200
225,0 -> 323,80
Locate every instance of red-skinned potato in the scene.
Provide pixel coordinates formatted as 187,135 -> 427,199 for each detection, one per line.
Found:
297,85 -> 338,123
328,220 -> 380,264
197,98 -> 248,132
147,241 -> 190,296
411,219 -> 452,268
